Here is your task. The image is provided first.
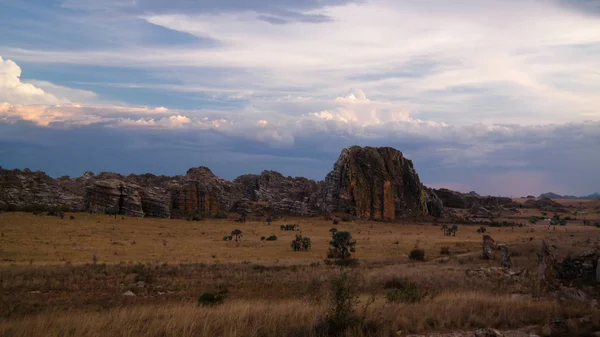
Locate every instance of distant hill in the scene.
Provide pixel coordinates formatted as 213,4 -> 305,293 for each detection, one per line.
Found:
538,192 -> 600,199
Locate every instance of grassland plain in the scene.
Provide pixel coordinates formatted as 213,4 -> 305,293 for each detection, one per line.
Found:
0,199 -> 599,336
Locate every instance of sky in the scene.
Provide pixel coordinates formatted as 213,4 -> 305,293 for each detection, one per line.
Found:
0,0 -> 599,197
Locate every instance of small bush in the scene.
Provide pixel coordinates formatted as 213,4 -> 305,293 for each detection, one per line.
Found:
69,215 -> 75,220
385,278 -> 426,303
197,290 -> 227,306
260,236 -> 266,241
341,215 -> 352,222
409,248 -> 425,261
332,219 -> 339,225
265,235 -> 277,241
439,247 -> 451,255
213,211 -> 227,219
291,235 -> 311,251
280,224 -> 299,231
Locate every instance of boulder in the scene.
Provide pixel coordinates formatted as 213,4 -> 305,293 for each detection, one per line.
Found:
482,235 -> 496,260
538,240 -> 559,291
320,146 -> 437,220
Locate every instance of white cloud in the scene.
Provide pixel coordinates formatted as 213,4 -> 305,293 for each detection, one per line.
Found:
0,56 -> 62,105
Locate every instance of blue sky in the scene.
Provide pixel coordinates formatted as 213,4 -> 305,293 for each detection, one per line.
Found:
1,0 -> 599,196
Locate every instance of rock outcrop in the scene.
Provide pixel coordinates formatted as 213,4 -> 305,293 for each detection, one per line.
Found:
434,188 -> 518,212
0,168 -> 82,210
233,170 -> 321,216
2,146 -> 457,220
320,146 -> 438,220
523,197 -> 568,213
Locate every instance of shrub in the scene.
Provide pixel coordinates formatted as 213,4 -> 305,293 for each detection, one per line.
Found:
197,290 -> 227,306
409,248 -> 425,261
213,211 -> 227,219
131,263 -> 153,283
559,219 -> 567,226
280,224 -> 299,231
265,235 -> 277,241
223,235 -> 233,241
528,217 -> 539,224
266,217 -> 272,225
291,235 -> 311,251
260,236 -> 266,241
324,270 -> 361,335
187,213 -> 202,221
439,247 -> 451,255
332,219 -> 339,225
69,215 -> 75,220
231,229 -> 243,241
385,278 -> 426,303
341,215 -> 352,222
327,231 -> 356,260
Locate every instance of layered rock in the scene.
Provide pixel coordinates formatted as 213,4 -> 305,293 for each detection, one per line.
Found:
84,180 -> 145,217
0,168 -> 81,210
169,167 -> 240,218
320,146 -> 437,220
233,171 -> 321,216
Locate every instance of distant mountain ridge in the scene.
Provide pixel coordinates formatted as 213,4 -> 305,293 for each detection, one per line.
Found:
538,192 -> 600,199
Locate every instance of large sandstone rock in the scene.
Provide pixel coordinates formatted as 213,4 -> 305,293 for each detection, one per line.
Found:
168,167 -> 240,218
233,170 -> 321,216
434,188 -> 518,214
0,168 -> 82,210
84,180 -> 145,217
320,146 -> 437,220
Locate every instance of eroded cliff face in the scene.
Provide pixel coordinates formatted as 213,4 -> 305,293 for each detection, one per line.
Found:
169,167 -> 240,218
233,171 -> 321,216
320,146 -> 437,220
1,146 -> 448,219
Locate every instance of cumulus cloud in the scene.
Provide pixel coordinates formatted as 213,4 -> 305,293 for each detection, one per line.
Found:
0,57 -> 61,104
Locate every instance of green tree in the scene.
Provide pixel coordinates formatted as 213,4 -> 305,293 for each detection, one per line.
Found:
231,229 -> 243,242
328,231 -> 356,260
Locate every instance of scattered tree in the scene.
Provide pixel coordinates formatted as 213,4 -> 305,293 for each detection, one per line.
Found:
328,231 -> 356,260
231,229 -> 243,242
291,234 -> 311,251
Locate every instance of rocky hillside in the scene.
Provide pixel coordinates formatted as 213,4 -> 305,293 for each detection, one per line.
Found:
433,188 -> 522,218
1,146 -> 446,219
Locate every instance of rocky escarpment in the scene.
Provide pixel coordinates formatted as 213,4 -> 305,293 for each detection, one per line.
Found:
233,171 -> 321,216
433,188 -> 521,217
2,146 -> 451,220
320,146 -> 441,220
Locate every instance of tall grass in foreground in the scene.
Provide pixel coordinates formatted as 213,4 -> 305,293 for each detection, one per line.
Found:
0,293 -> 596,337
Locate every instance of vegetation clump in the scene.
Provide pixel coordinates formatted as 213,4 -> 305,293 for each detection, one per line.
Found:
384,277 -> 426,303
409,248 -> 425,261
291,235 -> 311,251
327,231 -> 356,260
280,224 -> 299,231
197,289 -> 228,306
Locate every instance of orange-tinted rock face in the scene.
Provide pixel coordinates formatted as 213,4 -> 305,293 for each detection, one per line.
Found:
171,183 -> 226,216
321,146 -> 441,220
382,180 -> 395,220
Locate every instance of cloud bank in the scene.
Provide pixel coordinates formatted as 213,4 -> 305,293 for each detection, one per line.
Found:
1,0 -> 599,196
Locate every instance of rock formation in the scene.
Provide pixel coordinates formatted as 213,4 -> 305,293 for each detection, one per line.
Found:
482,235 -> 496,260
433,188 -> 519,216
233,170 -> 321,216
0,168 -> 82,210
320,146 -> 439,220
538,240 -> 559,291
557,250 -> 599,287
523,197 -> 568,213
2,146 -> 455,220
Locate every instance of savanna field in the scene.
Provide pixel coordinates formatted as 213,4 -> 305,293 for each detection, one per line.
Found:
1,199 -> 599,337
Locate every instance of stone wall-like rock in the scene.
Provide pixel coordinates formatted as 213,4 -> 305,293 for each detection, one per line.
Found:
320,146 -> 436,220
0,168 -> 82,210
233,171 -> 321,216
84,180 -> 145,217
169,167 -> 240,218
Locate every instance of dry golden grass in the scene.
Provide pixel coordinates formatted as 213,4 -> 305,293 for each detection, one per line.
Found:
1,212 -> 598,265
1,211 -> 599,336
0,293 -> 597,337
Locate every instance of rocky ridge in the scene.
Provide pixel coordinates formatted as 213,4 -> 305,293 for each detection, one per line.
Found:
2,146 -> 466,220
